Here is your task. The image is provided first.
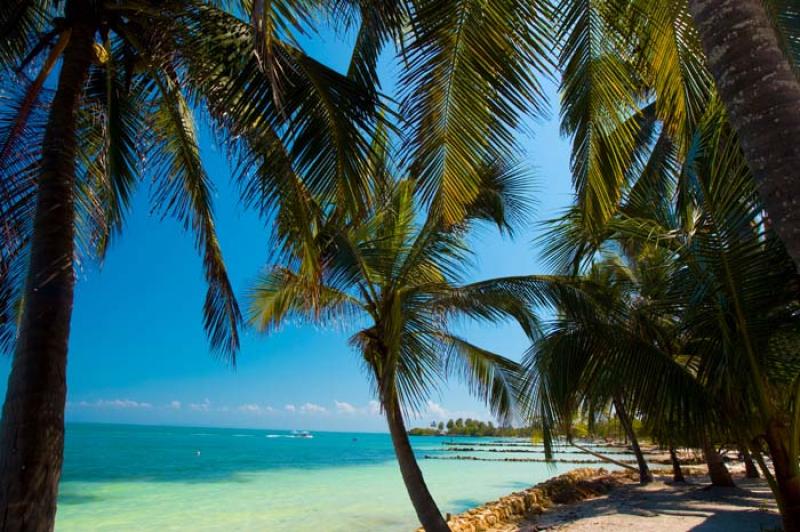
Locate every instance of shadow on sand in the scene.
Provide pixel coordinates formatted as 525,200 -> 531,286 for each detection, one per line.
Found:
524,476 -> 780,531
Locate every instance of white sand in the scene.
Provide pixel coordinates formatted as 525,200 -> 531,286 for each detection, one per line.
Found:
509,473 -> 781,531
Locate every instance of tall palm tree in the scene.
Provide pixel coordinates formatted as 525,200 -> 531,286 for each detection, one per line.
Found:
686,0 -> 800,267
248,141 -> 538,531
0,1 -> 377,528
660,111 -> 800,524
531,102 -> 800,527
554,0 -> 800,267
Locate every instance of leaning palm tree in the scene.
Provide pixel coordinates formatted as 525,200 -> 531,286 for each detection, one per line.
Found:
554,0 -> 800,266
661,112 -> 800,522
521,253 -> 712,486
0,1 -> 377,527
248,144 -> 538,532
686,0 -> 800,266
534,101 -> 800,526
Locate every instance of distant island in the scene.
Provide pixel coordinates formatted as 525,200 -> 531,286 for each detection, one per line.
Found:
408,418 -> 535,437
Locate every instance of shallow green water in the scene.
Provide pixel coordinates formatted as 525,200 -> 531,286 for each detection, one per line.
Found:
55,423 -> 620,531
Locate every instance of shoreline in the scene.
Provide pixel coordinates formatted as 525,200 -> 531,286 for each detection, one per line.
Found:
428,465 -> 780,532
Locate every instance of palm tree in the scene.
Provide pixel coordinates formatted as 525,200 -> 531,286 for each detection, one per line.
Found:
686,0 -> 800,267
531,102 -> 800,525
554,0 -> 800,266
0,1 -> 378,527
521,254 -> 701,486
660,112 -> 800,523
248,142 -> 538,531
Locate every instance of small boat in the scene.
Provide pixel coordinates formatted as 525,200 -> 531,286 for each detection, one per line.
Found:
291,430 -> 314,439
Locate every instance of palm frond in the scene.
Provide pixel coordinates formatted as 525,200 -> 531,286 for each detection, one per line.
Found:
401,0 -> 552,224
443,334 -> 522,424
0,0 -> 51,69
763,0 -> 800,70
248,266 -> 363,331
149,71 -> 242,360
557,0 -> 642,229
334,0 -> 407,90
173,4 -> 379,219
248,0 -> 313,111
630,0 -> 712,147
78,44 -> 148,258
0,75 -> 48,353
466,159 -> 535,237
432,277 -> 546,340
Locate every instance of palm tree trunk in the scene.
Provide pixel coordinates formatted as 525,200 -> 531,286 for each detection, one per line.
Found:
740,445 -> 760,479
571,442 -> 638,472
701,436 -> 735,487
614,398 -> 652,484
0,10 -> 95,531
382,389 -> 450,532
669,447 -> 685,483
688,0 -> 800,268
752,448 -> 781,507
764,422 -> 800,531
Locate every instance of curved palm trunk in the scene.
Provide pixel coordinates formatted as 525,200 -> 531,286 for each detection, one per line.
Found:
701,437 -> 735,488
688,0 -> 800,268
739,445 -> 759,479
764,423 -> 800,531
752,448 -> 781,502
571,442 -> 638,472
669,447 -> 685,483
0,12 -> 95,531
382,389 -> 450,532
613,399 -> 652,484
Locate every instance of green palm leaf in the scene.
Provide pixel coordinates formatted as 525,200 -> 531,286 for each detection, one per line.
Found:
401,0 -> 552,224
149,71 -> 242,359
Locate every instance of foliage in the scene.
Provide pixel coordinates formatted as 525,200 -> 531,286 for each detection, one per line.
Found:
552,0 -> 799,236
248,132 -> 537,420
328,0 -> 555,226
0,0 -> 381,359
524,93 -> 800,509
409,417 -> 538,437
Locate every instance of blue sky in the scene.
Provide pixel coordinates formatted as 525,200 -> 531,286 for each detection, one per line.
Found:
0,21 -> 574,432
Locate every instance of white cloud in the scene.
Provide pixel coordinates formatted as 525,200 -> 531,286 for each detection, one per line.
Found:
238,403 -> 261,413
368,400 -> 381,416
77,399 -> 152,409
425,400 -> 448,419
334,400 -> 357,414
299,402 -> 326,414
189,398 -> 212,412
69,395 -> 394,420
237,403 -> 274,415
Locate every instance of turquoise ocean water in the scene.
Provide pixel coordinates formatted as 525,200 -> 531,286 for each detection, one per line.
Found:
56,423 -> 619,531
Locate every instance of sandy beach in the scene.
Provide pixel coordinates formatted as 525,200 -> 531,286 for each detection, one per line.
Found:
436,463 -> 782,532
514,473 -> 780,531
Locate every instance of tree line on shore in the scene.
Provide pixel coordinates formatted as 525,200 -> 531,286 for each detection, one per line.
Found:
409,419 -> 538,438
2,1 -> 800,532
408,414 -> 646,440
